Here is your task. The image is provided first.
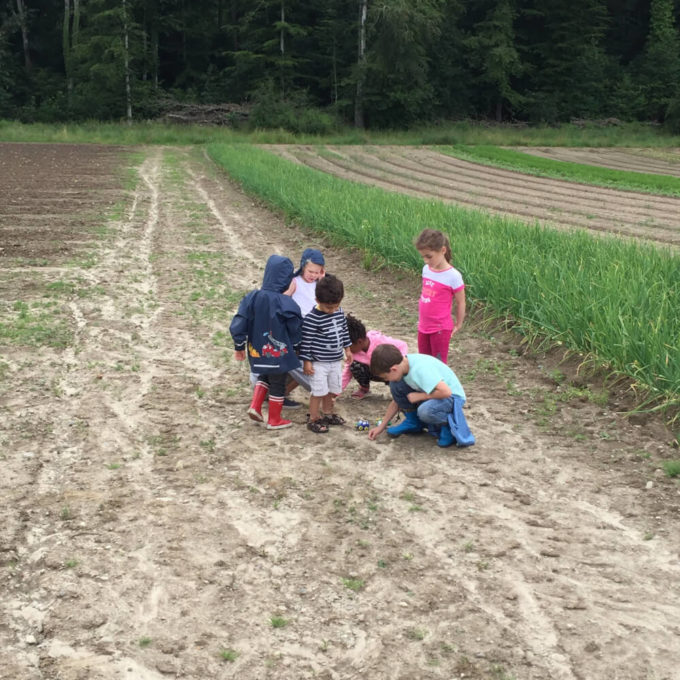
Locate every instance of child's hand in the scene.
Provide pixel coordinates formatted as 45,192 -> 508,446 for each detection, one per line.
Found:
344,349 -> 353,363
303,360 -> 314,376
367,424 -> 384,440
234,350 -> 246,361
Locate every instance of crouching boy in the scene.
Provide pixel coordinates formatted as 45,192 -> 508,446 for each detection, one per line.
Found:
367,344 -> 471,448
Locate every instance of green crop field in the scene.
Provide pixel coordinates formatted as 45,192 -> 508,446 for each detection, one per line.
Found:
208,143 -> 680,419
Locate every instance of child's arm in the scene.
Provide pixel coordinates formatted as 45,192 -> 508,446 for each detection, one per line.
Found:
229,294 -> 252,357
406,380 -> 452,403
341,360 -> 354,391
452,288 -> 466,335
368,400 -> 400,440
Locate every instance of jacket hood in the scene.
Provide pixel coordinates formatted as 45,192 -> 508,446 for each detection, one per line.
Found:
262,254 -> 294,293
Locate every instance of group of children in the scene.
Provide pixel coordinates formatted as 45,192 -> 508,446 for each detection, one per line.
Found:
229,229 -> 474,447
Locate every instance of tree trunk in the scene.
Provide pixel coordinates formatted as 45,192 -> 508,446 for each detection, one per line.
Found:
72,0 -> 79,46
354,0 -> 368,129
63,0 -> 72,106
332,38 -> 338,105
280,1 -> 285,97
15,0 -> 31,70
123,0 -> 132,122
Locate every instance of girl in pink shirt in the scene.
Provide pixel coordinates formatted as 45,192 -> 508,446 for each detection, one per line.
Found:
342,314 -> 408,399
414,229 -> 466,364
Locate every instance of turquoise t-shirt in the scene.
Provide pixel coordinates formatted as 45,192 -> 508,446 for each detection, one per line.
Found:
403,354 -> 466,401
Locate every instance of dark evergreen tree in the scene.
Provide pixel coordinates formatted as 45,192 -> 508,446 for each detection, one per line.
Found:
429,0 -> 470,120
464,0 -> 523,121
0,5 -> 16,115
518,0 -> 610,121
0,0 -> 679,126
361,0 -> 445,127
638,0 -> 680,120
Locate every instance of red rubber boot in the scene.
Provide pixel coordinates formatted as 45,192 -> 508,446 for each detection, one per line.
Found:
248,382 -> 269,422
266,396 -> 292,430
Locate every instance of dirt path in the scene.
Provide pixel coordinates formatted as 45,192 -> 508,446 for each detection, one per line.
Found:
1,144 -> 679,680
263,145 -> 680,248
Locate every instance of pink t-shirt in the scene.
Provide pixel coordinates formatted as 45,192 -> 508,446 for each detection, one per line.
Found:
341,330 -> 409,390
418,264 -> 465,333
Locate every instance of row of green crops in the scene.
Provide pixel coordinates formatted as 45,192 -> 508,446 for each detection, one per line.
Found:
207,143 -> 680,412
445,145 -> 680,197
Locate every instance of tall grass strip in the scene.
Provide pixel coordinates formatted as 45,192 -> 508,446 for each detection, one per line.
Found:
207,143 -> 680,412
3,119 -> 680,148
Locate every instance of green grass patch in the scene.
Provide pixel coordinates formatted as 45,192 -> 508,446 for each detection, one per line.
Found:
342,577 -> 365,592
220,648 -> 239,662
0,300 -> 72,348
445,145 -> 680,197
207,143 -> 680,421
662,460 -> 680,478
270,616 -> 288,628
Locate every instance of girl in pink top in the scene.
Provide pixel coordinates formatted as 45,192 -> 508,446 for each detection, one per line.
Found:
414,229 -> 466,364
341,314 -> 408,399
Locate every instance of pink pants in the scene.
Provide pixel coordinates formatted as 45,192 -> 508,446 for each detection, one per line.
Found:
418,329 -> 452,364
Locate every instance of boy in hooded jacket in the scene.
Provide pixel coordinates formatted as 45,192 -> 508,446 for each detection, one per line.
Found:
230,255 -> 303,430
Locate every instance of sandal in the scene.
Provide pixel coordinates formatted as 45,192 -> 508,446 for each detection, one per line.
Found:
321,413 -> 346,426
350,387 -> 370,400
307,418 -> 329,434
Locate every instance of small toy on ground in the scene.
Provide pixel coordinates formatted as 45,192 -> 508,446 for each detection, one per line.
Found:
355,419 -> 370,431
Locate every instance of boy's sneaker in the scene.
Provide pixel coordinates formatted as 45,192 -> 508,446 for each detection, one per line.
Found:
282,397 -> 302,409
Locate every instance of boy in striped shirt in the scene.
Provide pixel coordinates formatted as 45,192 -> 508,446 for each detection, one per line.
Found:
300,274 -> 352,433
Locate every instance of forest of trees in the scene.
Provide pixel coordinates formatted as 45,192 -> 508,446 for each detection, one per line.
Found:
1,0 -> 680,130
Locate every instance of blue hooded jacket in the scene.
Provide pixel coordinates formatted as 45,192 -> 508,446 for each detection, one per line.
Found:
230,255 -> 303,375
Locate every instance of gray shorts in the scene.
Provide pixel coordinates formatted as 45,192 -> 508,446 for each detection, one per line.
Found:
307,361 -> 342,397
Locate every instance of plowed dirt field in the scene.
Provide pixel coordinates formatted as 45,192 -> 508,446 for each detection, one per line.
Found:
1,143 -> 679,680
263,145 -> 680,248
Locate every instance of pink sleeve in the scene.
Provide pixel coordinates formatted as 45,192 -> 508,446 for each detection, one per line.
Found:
386,336 -> 408,356
366,331 -> 408,359
341,360 -> 352,391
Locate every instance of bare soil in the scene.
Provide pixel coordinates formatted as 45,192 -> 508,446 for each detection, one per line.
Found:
1,143 -> 679,680
263,145 -> 680,248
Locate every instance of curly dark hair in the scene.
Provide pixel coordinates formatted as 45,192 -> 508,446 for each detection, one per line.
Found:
346,313 -> 367,344
315,273 -> 344,304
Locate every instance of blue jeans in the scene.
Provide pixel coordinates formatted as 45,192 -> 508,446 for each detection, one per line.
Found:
390,379 -> 455,426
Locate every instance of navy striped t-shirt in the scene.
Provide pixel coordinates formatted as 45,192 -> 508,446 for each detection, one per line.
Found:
299,307 -> 351,362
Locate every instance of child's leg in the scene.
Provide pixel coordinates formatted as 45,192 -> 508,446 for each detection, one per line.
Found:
350,361 -> 371,389
321,393 -> 334,414
248,375 -> 270,421
417,331 -> 433,356
309,395 -> 323,421
265,373 -> 292,430
429,330 -> 453,364
321,362 -> 346,425
268,373 -> 286,399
